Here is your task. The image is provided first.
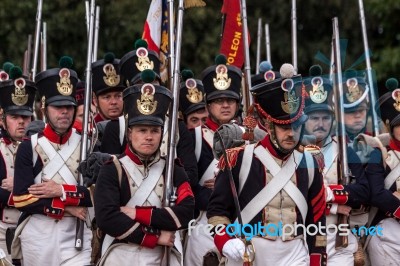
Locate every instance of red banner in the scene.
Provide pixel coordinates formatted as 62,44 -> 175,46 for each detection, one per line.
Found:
220,0 -> 245,68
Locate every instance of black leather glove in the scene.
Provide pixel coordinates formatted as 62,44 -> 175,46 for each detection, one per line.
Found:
78,152 -> 112,186
213,123 -> 245,159
25,120 -> 45,136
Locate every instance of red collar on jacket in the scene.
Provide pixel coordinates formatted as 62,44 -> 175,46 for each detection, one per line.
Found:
94,113 -> 104,123
1,136 -> 12,145
259,134 -> 290,160
43,124 -> 72,144
124,145 -> 143,165
72,120 -> 93,135
389,138 -> 400,152
73,120 -> 83,133
204,117 -> 219,132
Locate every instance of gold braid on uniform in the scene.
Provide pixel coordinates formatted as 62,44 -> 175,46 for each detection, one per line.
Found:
218,146 -> 244,171
303,144 -> 325,173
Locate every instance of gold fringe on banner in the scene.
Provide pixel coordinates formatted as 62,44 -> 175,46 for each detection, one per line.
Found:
184,0 -> 206,9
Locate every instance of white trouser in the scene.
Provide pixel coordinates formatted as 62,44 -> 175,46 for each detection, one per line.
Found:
99,242 -> 181,266
225,237 -> 309,266
184,212 -> 215,266
367,218 -> 400,266
326,229 -> 357,265
20,214 -> 92,266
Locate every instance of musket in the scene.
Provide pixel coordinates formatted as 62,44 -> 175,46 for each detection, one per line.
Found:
332,17 -> 350,249
163,0 -> 178,263
265,24 -> 271,63
291,0 -> 298,74
23,35 -> 32,78
358,0 -> 379,136
93,6 -> 100,62
214,129 -> 254,265
167,0 -> 175,89
31,0 -> 43,82
40,22 -> 47,72
255,18 -> 262,74
76,0 -> 96,250
85,1 -> 90,36
239,0 -> 252,114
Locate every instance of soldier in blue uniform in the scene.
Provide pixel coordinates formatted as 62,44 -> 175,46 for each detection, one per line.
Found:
0,66 -> 36,261
184,54 -> 244,266
179,69 -> 208,130
94,76 -> 194,266
303,65 -> 369,265
12,57 -> 93,265
365,78 -> 400,265
207,63 -> 327,266
92,53 -> 125,124
100,45 -> 198,188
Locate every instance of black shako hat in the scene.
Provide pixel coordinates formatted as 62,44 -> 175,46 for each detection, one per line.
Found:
251,61 -> 281,87
0,66 -> 36,116
123,69 -> 172,127
342,69 -> 370,113
35,56 -> 78,107
304,65 -> 334,115
91,52 -> 125,96
251,63 -> 307,126
377,78 -> 400,128
120,39 -> 161,86
201,54 -> 242,102
179,69 -> 206,116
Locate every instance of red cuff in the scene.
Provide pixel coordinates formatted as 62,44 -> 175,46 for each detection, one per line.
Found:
141,232 -> 158,248
7,193 -> 14,207
63,185 -> 83,206
45,197 -> 65,219
393,206 -> 400,219
176,182 -> 194,205
135,206 -> 154,226
328,185 -> 348,204
214,227 -> 232,254
310,253 -> 327,266
62,184 -> 77,193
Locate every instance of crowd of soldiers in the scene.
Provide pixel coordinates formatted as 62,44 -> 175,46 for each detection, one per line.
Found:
0,36 -> 399,266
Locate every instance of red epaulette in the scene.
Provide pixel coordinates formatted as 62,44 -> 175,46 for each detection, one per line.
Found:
218,146 -> 245,170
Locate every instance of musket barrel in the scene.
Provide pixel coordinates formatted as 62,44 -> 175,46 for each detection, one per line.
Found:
163,0 -> 180,264
291,0 -> 298,74
93,6 -> 100,62
31,0 -> 43,81
332,17 -> 350,186
23,35 -> 33,78
256,18 -> 262,74
167,0 -> 175,87
239,0 -> 252,112
332,17 -> 350,249
358,0 -> 380,136
85,1 -> 90,36
265,23 -> 271,63
41,22 -> 47,72
76,0 -> 96,251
